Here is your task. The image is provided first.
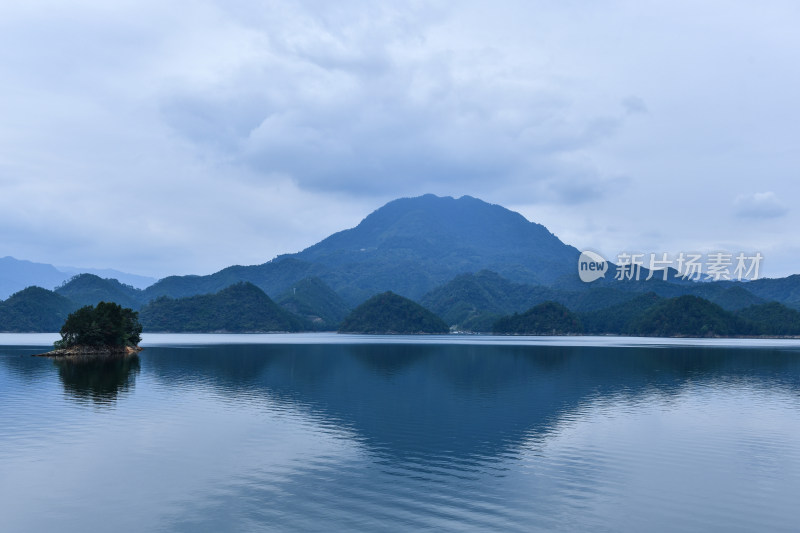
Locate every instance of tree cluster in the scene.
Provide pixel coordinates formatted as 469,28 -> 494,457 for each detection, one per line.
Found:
493,301 -> 583,335
54,301 -> 142,349
339,291 -> 449,334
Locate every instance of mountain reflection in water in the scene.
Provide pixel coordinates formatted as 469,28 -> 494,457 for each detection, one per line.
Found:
1,340 -> 799,532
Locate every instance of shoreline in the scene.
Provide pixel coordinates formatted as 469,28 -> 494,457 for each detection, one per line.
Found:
33,345 -> 143,358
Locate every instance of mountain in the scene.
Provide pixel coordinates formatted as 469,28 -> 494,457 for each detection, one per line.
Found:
6,194 -> 800,335
493,301 -> 583,335
55,274 -> 145,310
711,285 -> 766,311
420,270 -> 544,328
0,256 -> 156,300
580,292 -> 663,334
134,195 -> 580,306
73,193 -> 800,314
630,295 -> 746,337
54,266 -> 156,289
421,270 -> 649,330
684,282 -> 765,311
736,302 -> 800,336
140,257 -> 319,302
138,282 -> 305,332
275,277 -> 350,329
741,275 -> 800,310
0,257 -> 70,300
0,286 -> 79,332
292,194 -> 579,302
339,292 -> 449,334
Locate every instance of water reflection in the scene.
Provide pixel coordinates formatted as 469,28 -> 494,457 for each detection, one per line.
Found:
54,354 -> 140,405
141,344 -> 800,458
2,341 -> 800,532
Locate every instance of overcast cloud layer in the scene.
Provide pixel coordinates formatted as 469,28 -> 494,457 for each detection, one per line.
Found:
1,0 -> 798,278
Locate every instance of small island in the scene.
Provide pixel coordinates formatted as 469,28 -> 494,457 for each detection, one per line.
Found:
36,301 -> 143,357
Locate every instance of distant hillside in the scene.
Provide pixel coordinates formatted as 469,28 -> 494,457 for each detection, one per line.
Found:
54,266 -> 155,289
420,270 -> 540,328
339,292 -> 449,334
6,194 -> 800,334
0,286 -> 78,332
421,270 -> 646,330
133,195 -> 580,305
276,277 -> 350,330
0,256 -> 156,300
736,302 -> 800,336
742,275 -> 800,310
580,292 -> 663,334
139,282 -> 306,332
493,302 -> 583,335
686,283 -> 766,311
581,294 -> 800,337
65,194 -> 800,313
630,295 -> 746,337
140,257 -> 320,302
55,274 -> 145,310
0,257 -> 69,300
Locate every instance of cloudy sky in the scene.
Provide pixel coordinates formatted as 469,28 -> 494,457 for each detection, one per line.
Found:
1,0 -> 798,278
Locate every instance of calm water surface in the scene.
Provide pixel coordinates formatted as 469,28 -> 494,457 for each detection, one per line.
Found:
1,334 -> 799,532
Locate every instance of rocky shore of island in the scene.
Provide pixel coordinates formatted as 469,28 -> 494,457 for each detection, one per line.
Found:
34,344 -> 143,358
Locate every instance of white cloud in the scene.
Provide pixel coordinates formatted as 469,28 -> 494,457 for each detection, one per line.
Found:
1,0 -> 799,277
734,192 -> 789,219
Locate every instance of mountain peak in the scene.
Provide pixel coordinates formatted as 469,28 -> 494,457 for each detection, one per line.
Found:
290,194 -> 578,302
70,194 -> 581,307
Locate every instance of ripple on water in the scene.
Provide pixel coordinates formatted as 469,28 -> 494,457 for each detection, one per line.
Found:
2,343 -> 800,532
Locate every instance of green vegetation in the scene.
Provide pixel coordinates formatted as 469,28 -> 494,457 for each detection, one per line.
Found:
12,194 -> 800,332
580,292 -> 663,334
3,273 -> 799,338
493,301 -> 583,335
129,195 -> 582,305
339,292 -> 449,334
140,257 -> 320,302
630,295 -> 744,337
421,270 -> 654,331
696,284 -> 766,311
276,277 -> 351,330
1,192 -> 798,339
54,301 -> 142,349
736,302 -> 800,335
420,270 -> 536,328
55,273 -> 144,310
742,274 -> 800,310
139,282 -> 305,332
459,312 -> 504,333
579,294 -> 800,337
0,286 -> 78,332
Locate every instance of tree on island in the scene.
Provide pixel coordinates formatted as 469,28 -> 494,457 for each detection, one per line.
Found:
54,301 -> 142,350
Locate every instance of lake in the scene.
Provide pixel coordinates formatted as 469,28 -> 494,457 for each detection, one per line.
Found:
2,334 -> 800,532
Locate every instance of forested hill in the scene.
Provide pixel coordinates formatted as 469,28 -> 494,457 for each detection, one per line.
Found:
134,194 -> 581,305
339,292 -> 449,334
139,282 -> 306,333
